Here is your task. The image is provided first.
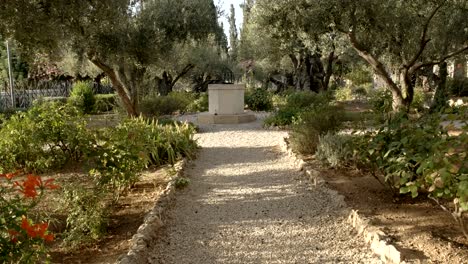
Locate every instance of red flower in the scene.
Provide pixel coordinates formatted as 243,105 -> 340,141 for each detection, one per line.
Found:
15,175 -> 41,198
20,217 -> 53,242
43,178 -> 59,190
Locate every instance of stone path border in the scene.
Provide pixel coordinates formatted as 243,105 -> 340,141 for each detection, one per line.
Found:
279,136 -> 402,264
118,159 -> 188,264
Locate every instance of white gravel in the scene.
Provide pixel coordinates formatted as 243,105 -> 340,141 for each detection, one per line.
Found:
148,114 -> 380,264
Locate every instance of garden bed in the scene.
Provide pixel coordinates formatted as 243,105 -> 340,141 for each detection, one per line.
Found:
310,159 -> 468,263
48,167 -> 171,263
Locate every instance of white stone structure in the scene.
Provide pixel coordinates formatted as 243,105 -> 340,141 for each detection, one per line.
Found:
198,84 -> 256,124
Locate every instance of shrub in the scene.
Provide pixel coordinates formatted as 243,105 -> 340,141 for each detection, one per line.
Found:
334,86 -> 354,101
350,114 -> 468,238
68,81 -> 96,114
186,93 -> 208,113
94,94 -> 117,113
264,108 -> 298,127
245,88 -> 273,111
290,104 -> 344,155
0,102 -> 93,173
285,91 -> 320,109
369,89 -> 393,114
264,91 -> 332,127
140,92 -> 195,117
90,117 -> 198,191
61,186 -> 108,248
316,133 -> 353,168
0,172 -> 58,263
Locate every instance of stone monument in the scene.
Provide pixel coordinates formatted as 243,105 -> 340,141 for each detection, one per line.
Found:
198,84 -> 256,124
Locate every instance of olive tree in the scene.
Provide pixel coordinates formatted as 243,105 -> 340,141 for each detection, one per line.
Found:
0,0 -> 220,116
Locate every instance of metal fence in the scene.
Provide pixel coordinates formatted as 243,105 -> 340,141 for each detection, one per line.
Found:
0,81 -> 114,111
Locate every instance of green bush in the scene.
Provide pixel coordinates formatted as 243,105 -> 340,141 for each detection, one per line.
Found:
316,133 -> 353,168
290,104 -> 344,155
350,114 -> 468,238
94,94 -> 117,113
0,102 -> 93,173
186,93 -> 208,113
245,88 -> 273,111
449,77 -> 468,97
90,117 -> 198,191
68,81 -> 96,114
264,91 -> 332,127
140,92 -> 195,117
286,91 -> 321,109
334,86 -> 354,101
61,186 -> 109,248
368,88 -> 393,121
264,108 -> 298,127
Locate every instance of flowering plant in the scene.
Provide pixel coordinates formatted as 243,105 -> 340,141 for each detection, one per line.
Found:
0,172 -> 58,263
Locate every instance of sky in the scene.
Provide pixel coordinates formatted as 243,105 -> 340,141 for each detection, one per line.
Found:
218,0 -> 244,40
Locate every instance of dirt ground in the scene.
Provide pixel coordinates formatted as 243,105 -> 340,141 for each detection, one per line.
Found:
310,159 -> 468,263
48,167 -> 170,264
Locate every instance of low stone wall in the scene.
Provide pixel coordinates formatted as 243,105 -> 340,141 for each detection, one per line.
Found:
279,136 -> 402,264
118,159 -> 188,264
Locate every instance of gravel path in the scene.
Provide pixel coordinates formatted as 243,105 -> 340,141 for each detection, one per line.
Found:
148,115 -> 380,264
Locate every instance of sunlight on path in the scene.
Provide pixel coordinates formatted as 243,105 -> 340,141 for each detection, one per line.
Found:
148,117 -> 380,263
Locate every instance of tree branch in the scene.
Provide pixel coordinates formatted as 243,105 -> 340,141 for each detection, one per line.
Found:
405,1 -> 447,69
411,44 -> 468,72
171,63 -> 195,87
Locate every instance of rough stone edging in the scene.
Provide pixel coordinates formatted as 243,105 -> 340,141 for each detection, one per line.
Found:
117,159 -> 188,264
279,136 -> 402,264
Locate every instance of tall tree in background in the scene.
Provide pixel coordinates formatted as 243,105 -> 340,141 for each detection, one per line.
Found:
0,0 -> 221,116
327,0 -> 468,111
228,4 -> 239,62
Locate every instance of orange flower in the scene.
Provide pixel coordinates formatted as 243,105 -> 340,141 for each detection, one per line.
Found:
20,217 -> 53,241
43,178 -> 59,190
15,175 -> 41,198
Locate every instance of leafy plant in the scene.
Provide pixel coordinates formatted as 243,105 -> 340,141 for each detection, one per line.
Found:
68,81 -> 96,114
174,177 -> 190,189
0,102 -> 93,173
316,133 -> 353,168
245,88 -> 273,111
61,186 -> 109,248
0,172 -> 58,263
94,94 -> 117,113
186,92 -> 208,113
140,91 -> 195,117
290,104 -> 344,155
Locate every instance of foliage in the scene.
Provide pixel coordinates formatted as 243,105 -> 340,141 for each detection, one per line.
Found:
350,114 -> 468,237
61,186 -> 108,248
245,88 -> 273,111
316,133 -> 353,168
448,77 -> 468,97
0,0 -> 223,116
90,117 -> 197,192
264,91 -> 332,127
290,104 -> 344,155
68,81 -> 96,114
0,172 -> 58,263
0,102 -> 93,173
140,92 -> 196,117
174,177 -> 191,189
264,108 -> 299,127
94,94 -> 117,113
369,89 -> 393,117
186,93 -> 209,113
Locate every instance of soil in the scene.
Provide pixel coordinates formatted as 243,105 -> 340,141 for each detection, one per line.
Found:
328,100 -> 468,263
48,167 -> 171,264
311,159 -> 468,263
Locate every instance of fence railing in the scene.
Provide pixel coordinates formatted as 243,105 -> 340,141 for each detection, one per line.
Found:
0,81 -> 114,111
